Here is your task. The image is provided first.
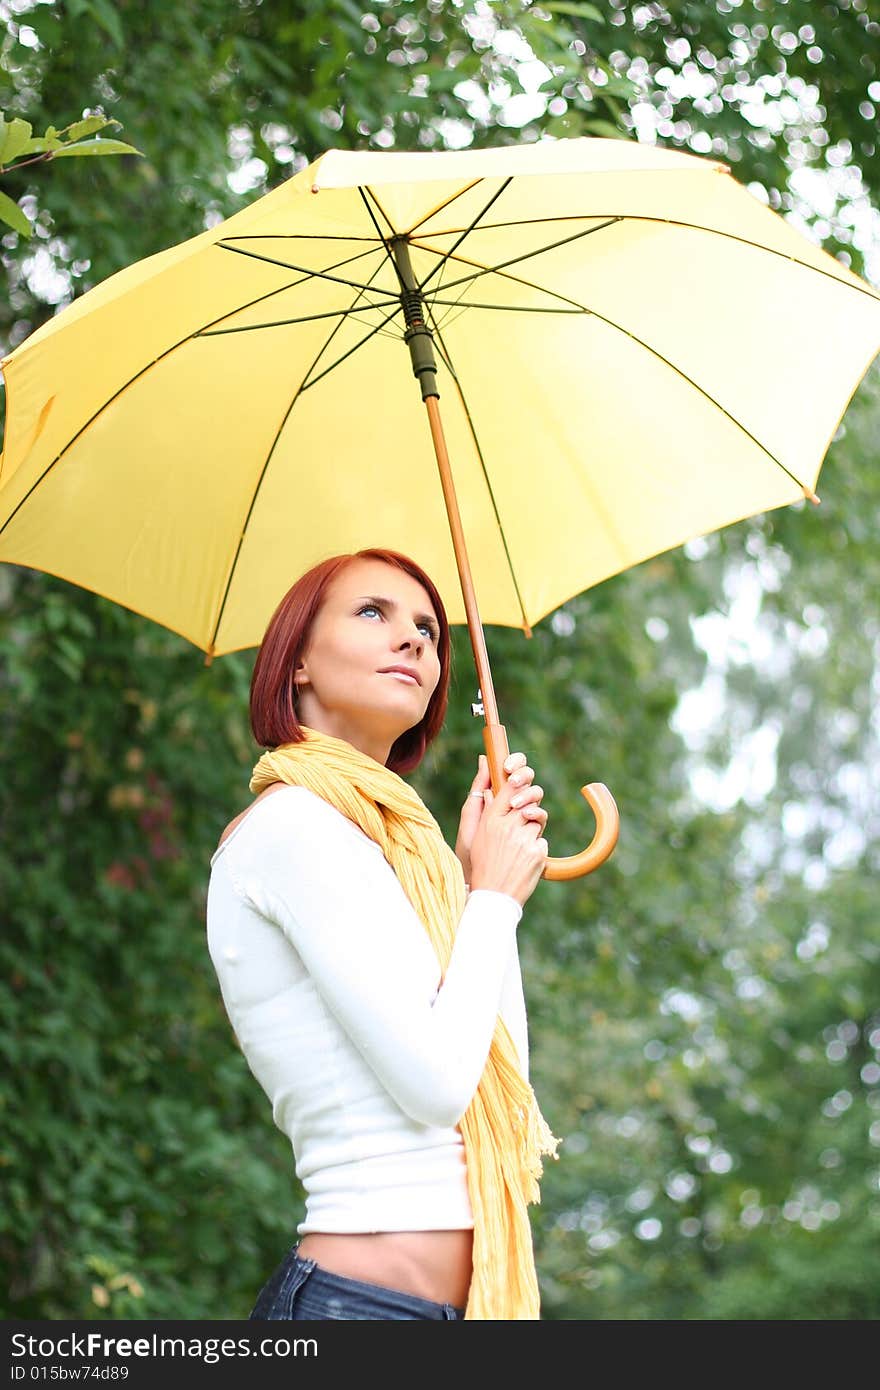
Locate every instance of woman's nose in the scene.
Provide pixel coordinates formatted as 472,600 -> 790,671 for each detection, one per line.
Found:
398,625 -> 423,651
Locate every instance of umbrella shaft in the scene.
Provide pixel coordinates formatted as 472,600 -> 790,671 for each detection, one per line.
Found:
395,238 -> 509,779
425,395 -> 500,734
392,237 -> 439,401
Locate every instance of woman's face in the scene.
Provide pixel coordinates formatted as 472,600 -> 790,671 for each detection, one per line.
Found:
292,557 -> 443,766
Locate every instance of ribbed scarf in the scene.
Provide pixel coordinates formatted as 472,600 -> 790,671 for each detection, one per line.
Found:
249,725 -> 559,1319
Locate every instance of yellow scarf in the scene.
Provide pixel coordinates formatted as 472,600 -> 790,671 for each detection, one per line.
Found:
250,725 -> 558,1319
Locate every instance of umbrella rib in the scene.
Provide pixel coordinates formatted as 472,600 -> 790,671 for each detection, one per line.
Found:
358,186 -> 400,243
350,189 -> 502,348
206,269 -> 405,653
221,232 -> 382,242
354,190 -> 457,359
0,249 -> 402,545
407,179 -> 488,237
418,243 -> 598,314
216,240 -> 398,300
421,297 -> 533,636
414,213 -> 880,303
587,305 -> 817,494
417,219 -> 622,299
295,249 -> 404,390
198,301 -> 400,336
419,236 -> 589,332
190,243 -> 393,332
298,302 -> 405,391
425,287 -> 635,575
422,255 -> 818,508
413,241 -> 470,336
357,188 -> 406,296
351,186 -> 490,342
430,236 -> 826,494
428,256 -> 472,336
198,241 -> 398,334
219,213 -> 877,307
429,299 -> 584,314
416,214 -> 622,237
206,389 -> 311,659
417,179 -> 515,296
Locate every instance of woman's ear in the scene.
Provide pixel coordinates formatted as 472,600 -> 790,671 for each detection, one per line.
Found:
292,662 -> 308,702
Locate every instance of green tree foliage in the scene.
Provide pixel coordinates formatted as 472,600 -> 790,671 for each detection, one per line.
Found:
0,113 -> 142,237
1,1 -> 878,1319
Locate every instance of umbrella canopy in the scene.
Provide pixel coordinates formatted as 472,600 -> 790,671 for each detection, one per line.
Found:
3,136 -> 878,660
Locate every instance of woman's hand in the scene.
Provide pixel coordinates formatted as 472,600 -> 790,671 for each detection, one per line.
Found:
454,750 -> 548,886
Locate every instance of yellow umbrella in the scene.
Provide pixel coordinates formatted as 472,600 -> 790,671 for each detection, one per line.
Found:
2,137 -> 879,878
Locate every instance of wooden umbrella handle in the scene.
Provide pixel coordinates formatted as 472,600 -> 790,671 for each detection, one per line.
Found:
542,781 -> 619,879
483,723 -> 619,881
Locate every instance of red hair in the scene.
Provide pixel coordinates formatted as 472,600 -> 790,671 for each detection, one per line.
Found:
249,549 -> 452,776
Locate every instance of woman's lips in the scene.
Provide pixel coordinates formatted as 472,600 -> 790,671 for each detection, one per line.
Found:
380,670 -> 419,684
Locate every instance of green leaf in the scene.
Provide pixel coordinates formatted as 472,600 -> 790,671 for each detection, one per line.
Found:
424,66 -> 472,95
53,635 -> 86,677
0,189 -> 31,237
0,119 -> 34,167
27,11 -> 62,48
598,77 -> 638,99
19,137 -> 65,155
53,139 -> 143,159
64,116 -> 116,142
583,118 -> 626,138
541,2 -> 605,20
87,0 -> 125,49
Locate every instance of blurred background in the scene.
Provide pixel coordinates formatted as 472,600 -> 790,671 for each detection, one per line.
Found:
1,0 -> 878,1320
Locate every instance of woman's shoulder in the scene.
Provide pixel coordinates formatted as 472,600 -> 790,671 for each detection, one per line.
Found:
212,782 -> 379,865
216,781 -> 289,853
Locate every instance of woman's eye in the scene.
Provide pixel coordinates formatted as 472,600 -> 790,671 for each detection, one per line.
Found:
359,604 -> 437,641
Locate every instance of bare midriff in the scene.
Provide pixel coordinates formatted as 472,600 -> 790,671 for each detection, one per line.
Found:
219,783 -> 475,1310
296,1230 -> 473,1308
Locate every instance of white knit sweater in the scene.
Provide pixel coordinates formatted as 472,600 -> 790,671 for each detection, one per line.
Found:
206,784 -> 528,1233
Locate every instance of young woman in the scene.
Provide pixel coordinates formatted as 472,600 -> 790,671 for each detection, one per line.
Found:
206,547 -> 556,1321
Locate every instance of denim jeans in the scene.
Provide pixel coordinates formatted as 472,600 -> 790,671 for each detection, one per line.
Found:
249,1244 -> 466,1321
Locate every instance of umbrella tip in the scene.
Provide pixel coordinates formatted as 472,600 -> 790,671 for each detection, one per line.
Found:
204,649 -> 214,668
522,621 -> 533,639
803,487 -> 821,506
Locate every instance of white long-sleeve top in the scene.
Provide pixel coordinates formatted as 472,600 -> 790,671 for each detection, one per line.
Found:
206,784 -> 528,1234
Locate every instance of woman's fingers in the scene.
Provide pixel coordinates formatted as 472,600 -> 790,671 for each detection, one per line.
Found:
468,754 -> 491,793
478,752 -> 541,814
510,783 -> 543,808
509,767 -> 534,786
511,779 -> 546,828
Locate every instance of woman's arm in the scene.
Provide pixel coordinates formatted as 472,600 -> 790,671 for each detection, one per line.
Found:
235,788 -> 523,1128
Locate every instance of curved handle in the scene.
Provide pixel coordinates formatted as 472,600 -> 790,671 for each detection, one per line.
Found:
483,723 -> 620,883
541,781 -> 619,880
